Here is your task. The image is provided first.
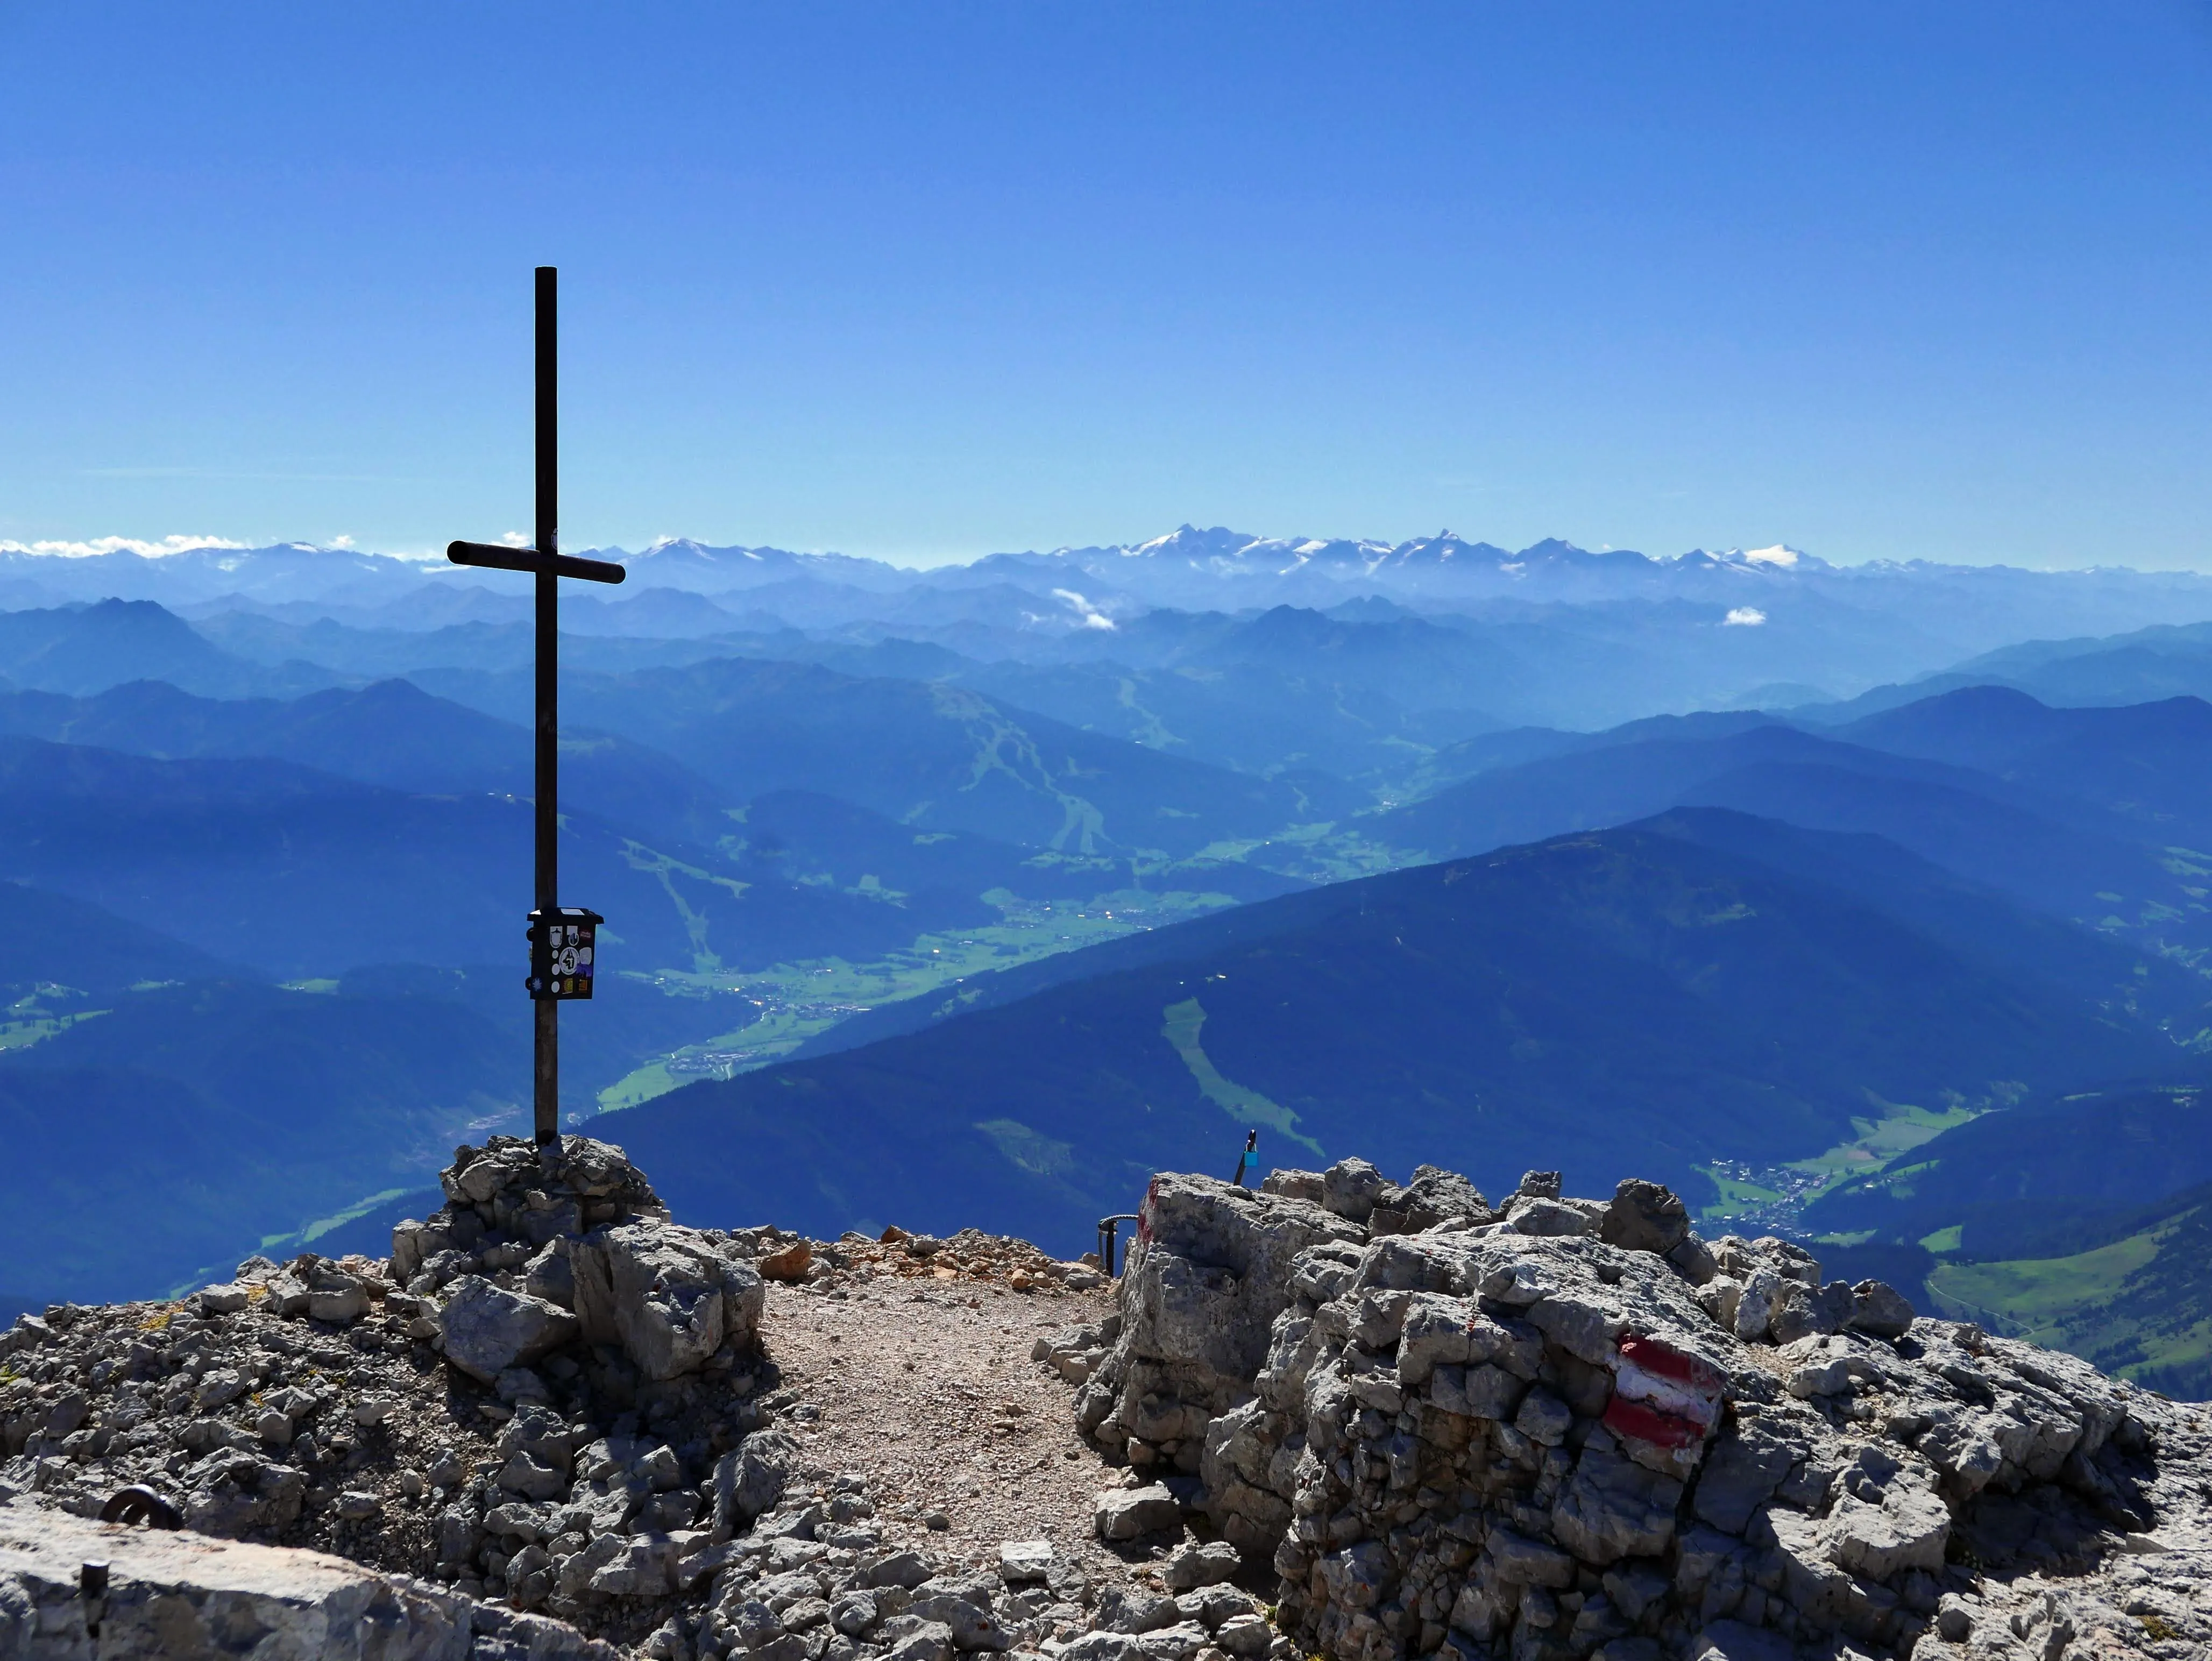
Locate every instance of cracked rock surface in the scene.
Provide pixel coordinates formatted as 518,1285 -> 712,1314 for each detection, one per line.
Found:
0,1138 -> 1246,1661
1077,1164 -> 2212,1661
4,1145 -> 2207,1661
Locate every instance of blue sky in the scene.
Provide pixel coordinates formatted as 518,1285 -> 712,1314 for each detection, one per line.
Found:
4,3 -> 2211,566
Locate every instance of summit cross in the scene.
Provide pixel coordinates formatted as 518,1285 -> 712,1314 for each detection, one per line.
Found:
446,265 -> 625,1145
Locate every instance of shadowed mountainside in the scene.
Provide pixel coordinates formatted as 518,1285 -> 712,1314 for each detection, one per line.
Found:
602,812 -> 2190,1254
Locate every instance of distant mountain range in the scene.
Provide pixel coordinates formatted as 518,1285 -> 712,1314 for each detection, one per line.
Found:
1806,618 -> 2212,721
13,531 -> 2212,704
0,676 -> 734,847
0,729 -> 1056,988
17,525 -> 2212,612
11,538 -> 2212,1396
602,808 -> 2194,1250
1363,688 -> 2212,973
16,570 -> 2212,780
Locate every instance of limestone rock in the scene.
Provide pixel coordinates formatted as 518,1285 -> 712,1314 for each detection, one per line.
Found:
437,1274 -> 579,1383
714,1426 -> 800,1535
1818,1444 -> 1952,1579
1370,1164 -> 1494,1234
394,1133 -> 664,1292
525,1239 -> 576,1309
1087,1169 -> 1360,1473
1506,1195 -> 1598,1238
758,1239 -> 814,1281
998,1540 -> 1056,1582
1692,1415 -> 1803,1533
1549,1434 -> 1684,1563
349,1393 -> 401,1426
1074,1160 -> 2208,1661
0,1497 -> 618,1660
571,1218 -> 764,1380
1214,1614 -> 1272,1658
1097,1585 -> 1181,1632
1320,1158 -> 1390,1224
1095,1483 -> 1182,1541
306,1262 -> 370,1324
1769,1277 -> 1855,1344
1849,1277 -> 1917,1340
1598,1177 -> 1691,1255
1161,1541 -> 1240,1591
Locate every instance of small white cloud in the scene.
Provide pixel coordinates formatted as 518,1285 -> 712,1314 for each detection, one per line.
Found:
0,533 -> 246,559
499,530 -> 532,548
1724,606 -> 1768,627
331,534 -> 355,549
1052,587 -> 1117,630
1737,545 -> 1799,567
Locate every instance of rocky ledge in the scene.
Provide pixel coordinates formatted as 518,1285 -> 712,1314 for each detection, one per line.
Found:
0,1146 -> 2205,1661
0,1135 -> 1117,1657
1075,1161 -> 2211,1661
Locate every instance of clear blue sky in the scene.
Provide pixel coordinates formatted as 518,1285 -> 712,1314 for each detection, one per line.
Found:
4,3 -> 2211,567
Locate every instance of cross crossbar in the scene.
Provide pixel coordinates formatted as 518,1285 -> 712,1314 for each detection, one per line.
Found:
448,539 -> 626,584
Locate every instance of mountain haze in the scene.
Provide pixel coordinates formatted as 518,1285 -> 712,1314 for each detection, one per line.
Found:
604,812 -> 2185,1253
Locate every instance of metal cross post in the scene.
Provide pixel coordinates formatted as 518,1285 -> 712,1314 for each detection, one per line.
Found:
447,266 -> 625,1145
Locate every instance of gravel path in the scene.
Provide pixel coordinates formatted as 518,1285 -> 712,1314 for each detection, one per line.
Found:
763,1276 -> 1151,1587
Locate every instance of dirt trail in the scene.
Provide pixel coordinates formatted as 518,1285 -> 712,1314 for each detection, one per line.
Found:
762,1276 -> 1154,1584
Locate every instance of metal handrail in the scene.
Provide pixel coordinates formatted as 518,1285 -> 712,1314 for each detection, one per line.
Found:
1096,1213 -> 1142,1279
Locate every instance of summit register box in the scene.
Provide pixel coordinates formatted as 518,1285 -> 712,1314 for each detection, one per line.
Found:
528,906 -> 602,1000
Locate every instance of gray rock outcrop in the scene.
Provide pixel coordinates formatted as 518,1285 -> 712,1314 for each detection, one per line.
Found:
392,1134 -> 668,1294
9,1133 -> 2207,1661
1081,1158 -> 2212,1661
0,1134 -> 1214,1661
0,1498 -> 619,1660
440,1276 -> 582,1383
393,1135 -> 764,1389
572,1220 -> 766,1382
1074,1172 -> 1365,1479
0,1135 -> 788,1655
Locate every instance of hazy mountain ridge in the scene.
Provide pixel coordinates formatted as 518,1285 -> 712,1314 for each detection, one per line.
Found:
8,581 -> 2197,789
600,811 -> 2190,1252
0,881 -> 533,1301
0,979 -> 523,1301
0,734 -> 1005,981
15,528 -> 2212,647
410,654 -> 1361,859
10,543 -> 2212,1382
1364,697 -> 2212,972
23,538 -> 2212,772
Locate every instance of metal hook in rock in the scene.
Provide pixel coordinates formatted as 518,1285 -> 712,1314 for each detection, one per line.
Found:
98,1485 -> 182,1529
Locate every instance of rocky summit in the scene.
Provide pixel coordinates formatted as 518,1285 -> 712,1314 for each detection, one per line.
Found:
0,1146 -> 2207,1661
